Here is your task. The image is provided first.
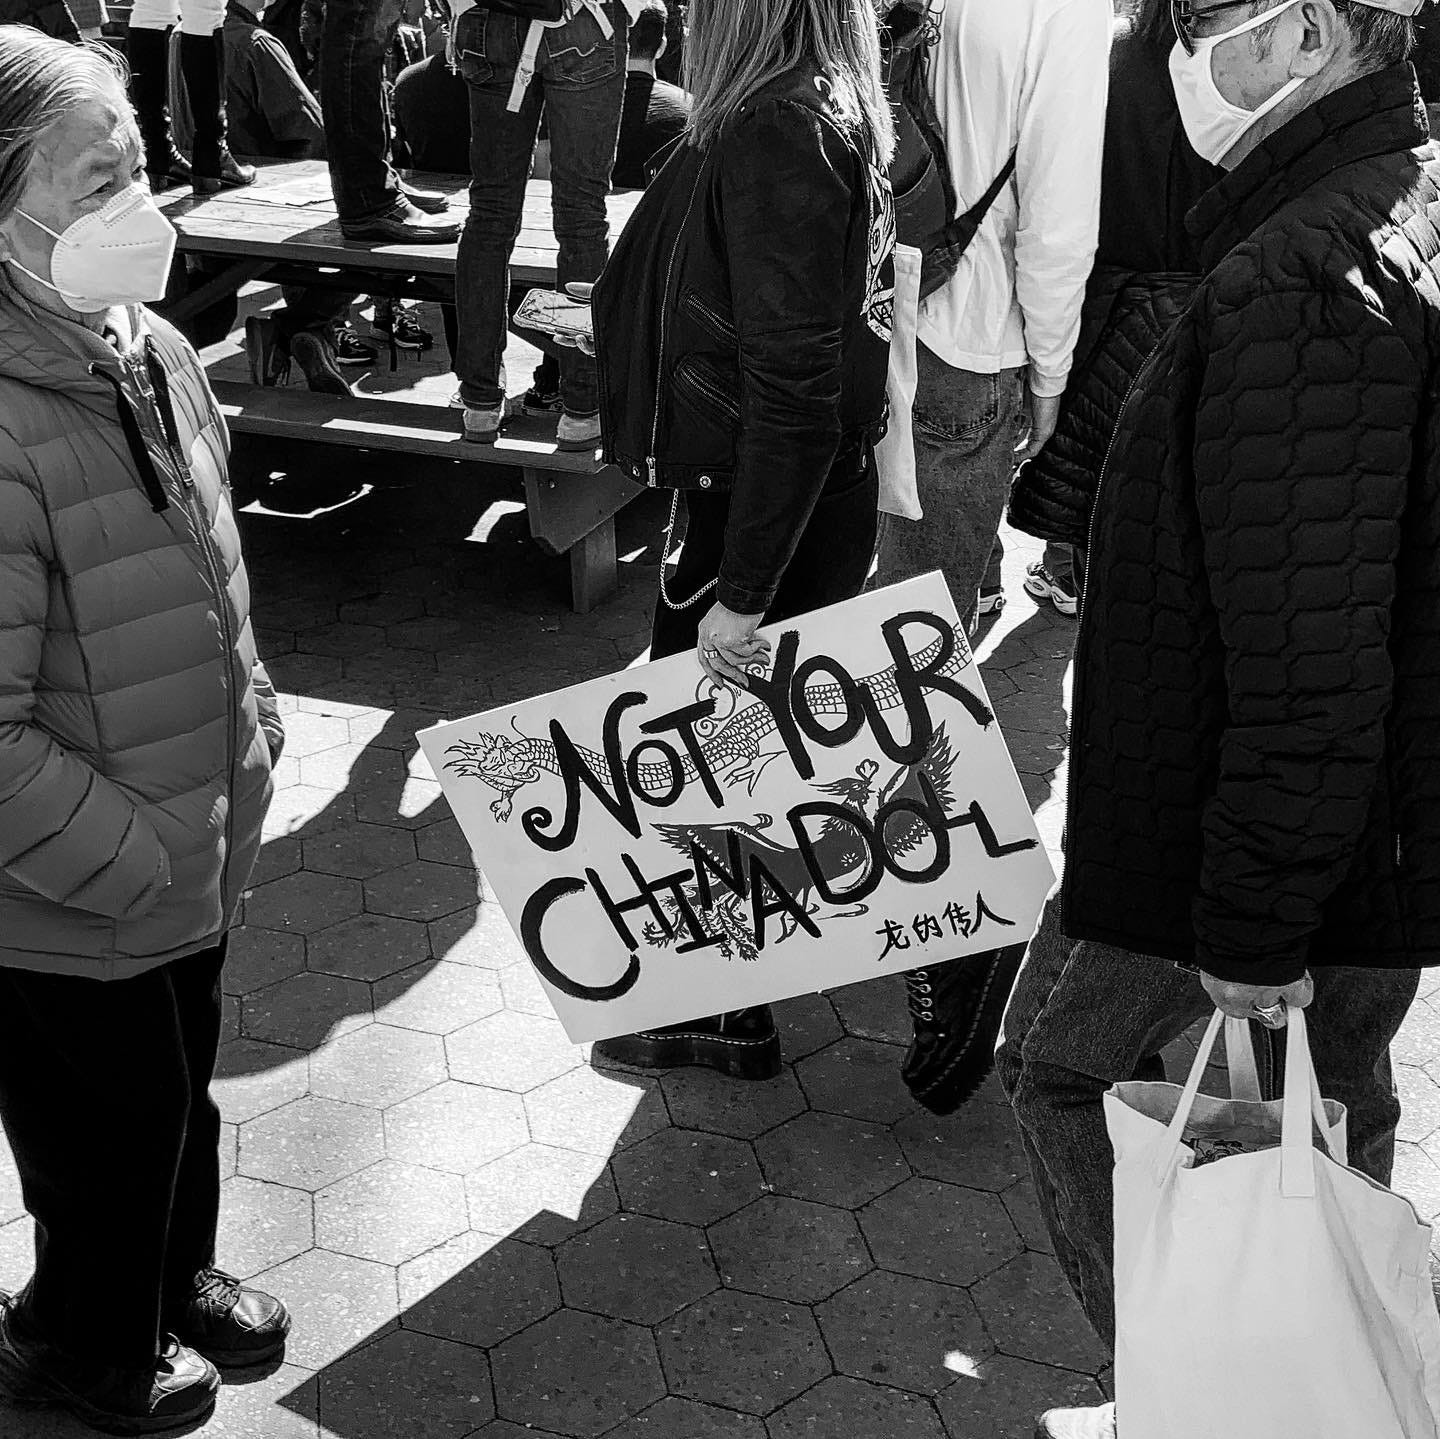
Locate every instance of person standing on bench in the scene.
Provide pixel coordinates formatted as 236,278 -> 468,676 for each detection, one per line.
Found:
586,0 -> 896,1079
452,0 -> 639,451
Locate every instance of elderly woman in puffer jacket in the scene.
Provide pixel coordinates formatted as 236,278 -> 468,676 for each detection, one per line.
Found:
0,28 -> 289,1436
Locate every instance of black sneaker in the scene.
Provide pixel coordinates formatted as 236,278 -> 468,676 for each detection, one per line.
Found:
372,306 -> 433,352
333,323 -> 379,366
168,1268 -> 290,1370
901,944 -> 1026,1115
593,1006 -> 782,1081
0,1289 -> 219,1436
522,383 -> 564,417
288,330 -> 353,397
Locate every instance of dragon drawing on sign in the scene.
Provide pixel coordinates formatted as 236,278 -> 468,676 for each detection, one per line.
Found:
641,725 -> 960,964
442,635 -> 980,821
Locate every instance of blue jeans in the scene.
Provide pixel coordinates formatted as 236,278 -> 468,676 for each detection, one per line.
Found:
454,7 -> 627,416
320,0 -> 406,224
996,891 -> 1420,1352
874,347 -> 1026,633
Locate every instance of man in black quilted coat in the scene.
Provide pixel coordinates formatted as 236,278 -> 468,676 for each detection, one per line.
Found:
998,4 -> 1438,1436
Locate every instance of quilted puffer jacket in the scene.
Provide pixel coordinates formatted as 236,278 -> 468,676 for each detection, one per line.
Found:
0,288 -> 279,980
1062,65 -> 1440,987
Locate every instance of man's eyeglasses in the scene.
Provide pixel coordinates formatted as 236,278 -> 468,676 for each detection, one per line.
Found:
1170,0 -> 1265,55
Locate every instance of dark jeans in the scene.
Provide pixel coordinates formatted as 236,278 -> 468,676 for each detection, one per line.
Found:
321,0 -> 405,223
453,7 -> 627,416
0,941 -> 228,1368
996,893 -> 1420,1352
651,454 -> 879,660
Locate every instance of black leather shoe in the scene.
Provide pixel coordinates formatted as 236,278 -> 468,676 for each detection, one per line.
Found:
400,181 -> 450,214
340,199 -> 461,245
146,150 -> 192,192
288,330 -> 354,397
192,148 -> 256,194
593,1006 -> 782,1081
901,944 -> 1026,1115
168,1268 -> 290,1370
0,1289 -> 219,1435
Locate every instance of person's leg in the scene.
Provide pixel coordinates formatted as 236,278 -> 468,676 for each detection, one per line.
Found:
125,1 -> 188,188
996,893 -> 1211,1351
873,348 -> 1026,634
537,5 -> 627,421
320,0 -> 406,224
648,490 -> 728,662
454,14 -> 546,421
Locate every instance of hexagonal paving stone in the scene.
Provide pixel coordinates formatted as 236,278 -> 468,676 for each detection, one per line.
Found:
796,1037 -> 915,1125
558,1213 -> 718,1324
365,860 -> 480,923
216,1177 -> 314,1279
0,1217 -> 32,1293
445,1011 -> 585,1093
219,1123 -> 238,1181
894,1101 -> 1029,1194
465,1144 -> 618,1246
275,710 -> 352,759
657,1289 -> 829,1413
772,992 -> 844,1060
817,1270 -> 991,1396
709,1195 -> 869,1303
397,1231 -> 499,1307
1000,1180 -> 1054,1256
316,1160 -> 467,1266
239,1096 -> 384,1191
415,819 -> 478,869
525,1068 -> 669,1156
308,913 -> 432,983
384,1080 -> 528,1174
374,962 -> 502,1034
254,1247 -> 399,1371
430,905 -> 526,970
263,784 -> 354,842
1397,1064 -> 1440,1145
249,840 -> 303,893
1394,1000 -> 1440,1069
969,1252 -> 1109,1375
303,825 -> 417,881
0,1148 -> 22,1226
658,1067 -> 807,1140
756,1111 -> 909,1209
492,1308 -> 665,1437
319,1329 -> 494,1439
243,871 -> 363,934
299,622 -> 387,659
935,1355 -> 1106,1439
610,1128 -> 764,1227
603,1396 -> 766,1439
768,1375 -> 947,1439
223,928 -> 306,997
354,776 -> 445,831
860,1178 -> 1022,1288
829,977 -> 912,1045
309,1023 -> 447,1109
468,1426 -> 568,1439
404,1235 -> 560,1349
499,959 -> 557,1016
221,992 -> 240,1045
202,1361 -> 319,1439
243,971 -> 373,1051
213,1040 -> 311,1123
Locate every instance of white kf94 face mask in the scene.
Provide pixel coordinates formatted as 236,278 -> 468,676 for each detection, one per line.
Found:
8,183 -> 178,314
1169,0 -> 1308,167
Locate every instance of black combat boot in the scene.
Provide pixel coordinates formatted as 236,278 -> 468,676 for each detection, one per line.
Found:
593,1006 -> 783,1081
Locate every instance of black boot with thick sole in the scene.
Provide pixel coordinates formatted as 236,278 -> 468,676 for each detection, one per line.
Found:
180,30 -> 256,193
593,1006 -> 783,1081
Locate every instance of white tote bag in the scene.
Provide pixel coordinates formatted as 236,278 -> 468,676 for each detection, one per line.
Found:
876,243 -> 922,521
1107,1007 -> 1440,1439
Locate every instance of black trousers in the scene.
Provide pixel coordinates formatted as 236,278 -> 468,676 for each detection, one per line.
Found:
650,453 -> 880,660
0,940 -> 228,1368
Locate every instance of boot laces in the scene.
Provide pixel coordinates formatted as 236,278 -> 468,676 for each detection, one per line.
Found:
193,1268 -> 242,1312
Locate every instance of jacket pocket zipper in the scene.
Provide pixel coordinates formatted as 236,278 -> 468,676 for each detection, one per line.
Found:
675,358 -> 740,426
680,287 -> 738,347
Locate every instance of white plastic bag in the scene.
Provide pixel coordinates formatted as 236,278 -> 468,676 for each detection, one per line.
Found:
1107,1007 -> 1440,1439
876,243 -> 922,521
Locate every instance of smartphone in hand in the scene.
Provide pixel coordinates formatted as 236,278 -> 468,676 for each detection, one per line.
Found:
514,288 -> 594,342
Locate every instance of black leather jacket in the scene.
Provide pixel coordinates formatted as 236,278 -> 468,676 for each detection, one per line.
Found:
593,64 -> 894,614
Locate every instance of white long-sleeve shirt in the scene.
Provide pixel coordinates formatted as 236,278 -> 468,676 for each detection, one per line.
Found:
918,0 -> 1111,398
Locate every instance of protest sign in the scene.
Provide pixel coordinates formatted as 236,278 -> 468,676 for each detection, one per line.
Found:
418,574 -> 1055,1043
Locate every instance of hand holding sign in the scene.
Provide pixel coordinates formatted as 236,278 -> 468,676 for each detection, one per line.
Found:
697,599 -> 772,689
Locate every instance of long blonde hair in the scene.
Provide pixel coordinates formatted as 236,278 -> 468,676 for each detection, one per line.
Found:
683,0 -> 895,163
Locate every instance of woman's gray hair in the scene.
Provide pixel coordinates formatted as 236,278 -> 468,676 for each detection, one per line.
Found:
0,26 -> 130,223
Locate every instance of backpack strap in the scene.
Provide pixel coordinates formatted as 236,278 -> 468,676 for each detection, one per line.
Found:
945,149 -> 1017,245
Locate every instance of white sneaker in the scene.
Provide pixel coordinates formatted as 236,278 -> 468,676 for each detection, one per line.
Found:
556,412 -> 601,452
462,404 -> 503,444
1023,559 -> 1080,616
1035,1402 -> 1117,1439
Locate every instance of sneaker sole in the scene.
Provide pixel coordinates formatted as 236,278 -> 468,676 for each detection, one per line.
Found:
1021,575 -> 1078,616
334,354 -> 376,366
593,1030 -> 782,1081
977,591 -> 1005,616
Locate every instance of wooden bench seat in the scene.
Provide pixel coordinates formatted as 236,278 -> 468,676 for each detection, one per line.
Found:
212,380 -> 640,613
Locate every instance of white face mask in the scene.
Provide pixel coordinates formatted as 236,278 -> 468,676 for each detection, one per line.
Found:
1169,0 -> 1308,167
7,183 -> 177,314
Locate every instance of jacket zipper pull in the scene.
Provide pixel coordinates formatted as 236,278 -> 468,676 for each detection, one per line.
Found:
646,456 -> 657,487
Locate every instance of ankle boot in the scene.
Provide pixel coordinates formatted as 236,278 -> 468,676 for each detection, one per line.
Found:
180,29 -> 256,193
126,25 -> 192,190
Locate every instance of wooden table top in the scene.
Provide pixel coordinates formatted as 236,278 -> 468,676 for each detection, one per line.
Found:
155,159 -> 642,283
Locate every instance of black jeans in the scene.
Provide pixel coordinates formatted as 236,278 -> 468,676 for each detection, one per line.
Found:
0,940 -> 228,1369
320,0 -> 405,224
650,453 -> 879,659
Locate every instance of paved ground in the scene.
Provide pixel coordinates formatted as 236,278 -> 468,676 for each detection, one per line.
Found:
3,436 -> 1438,1438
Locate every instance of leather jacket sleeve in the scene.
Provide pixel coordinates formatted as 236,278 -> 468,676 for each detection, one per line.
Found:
715,100 -> 858,615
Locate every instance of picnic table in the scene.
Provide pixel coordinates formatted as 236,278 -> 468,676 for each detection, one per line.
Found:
155,160 -> 645,613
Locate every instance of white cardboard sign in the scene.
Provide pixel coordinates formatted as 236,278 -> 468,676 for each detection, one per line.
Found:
419,575 -> 1055,1043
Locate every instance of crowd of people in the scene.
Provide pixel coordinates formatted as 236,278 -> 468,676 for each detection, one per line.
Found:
1,0 -> 1439,1435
